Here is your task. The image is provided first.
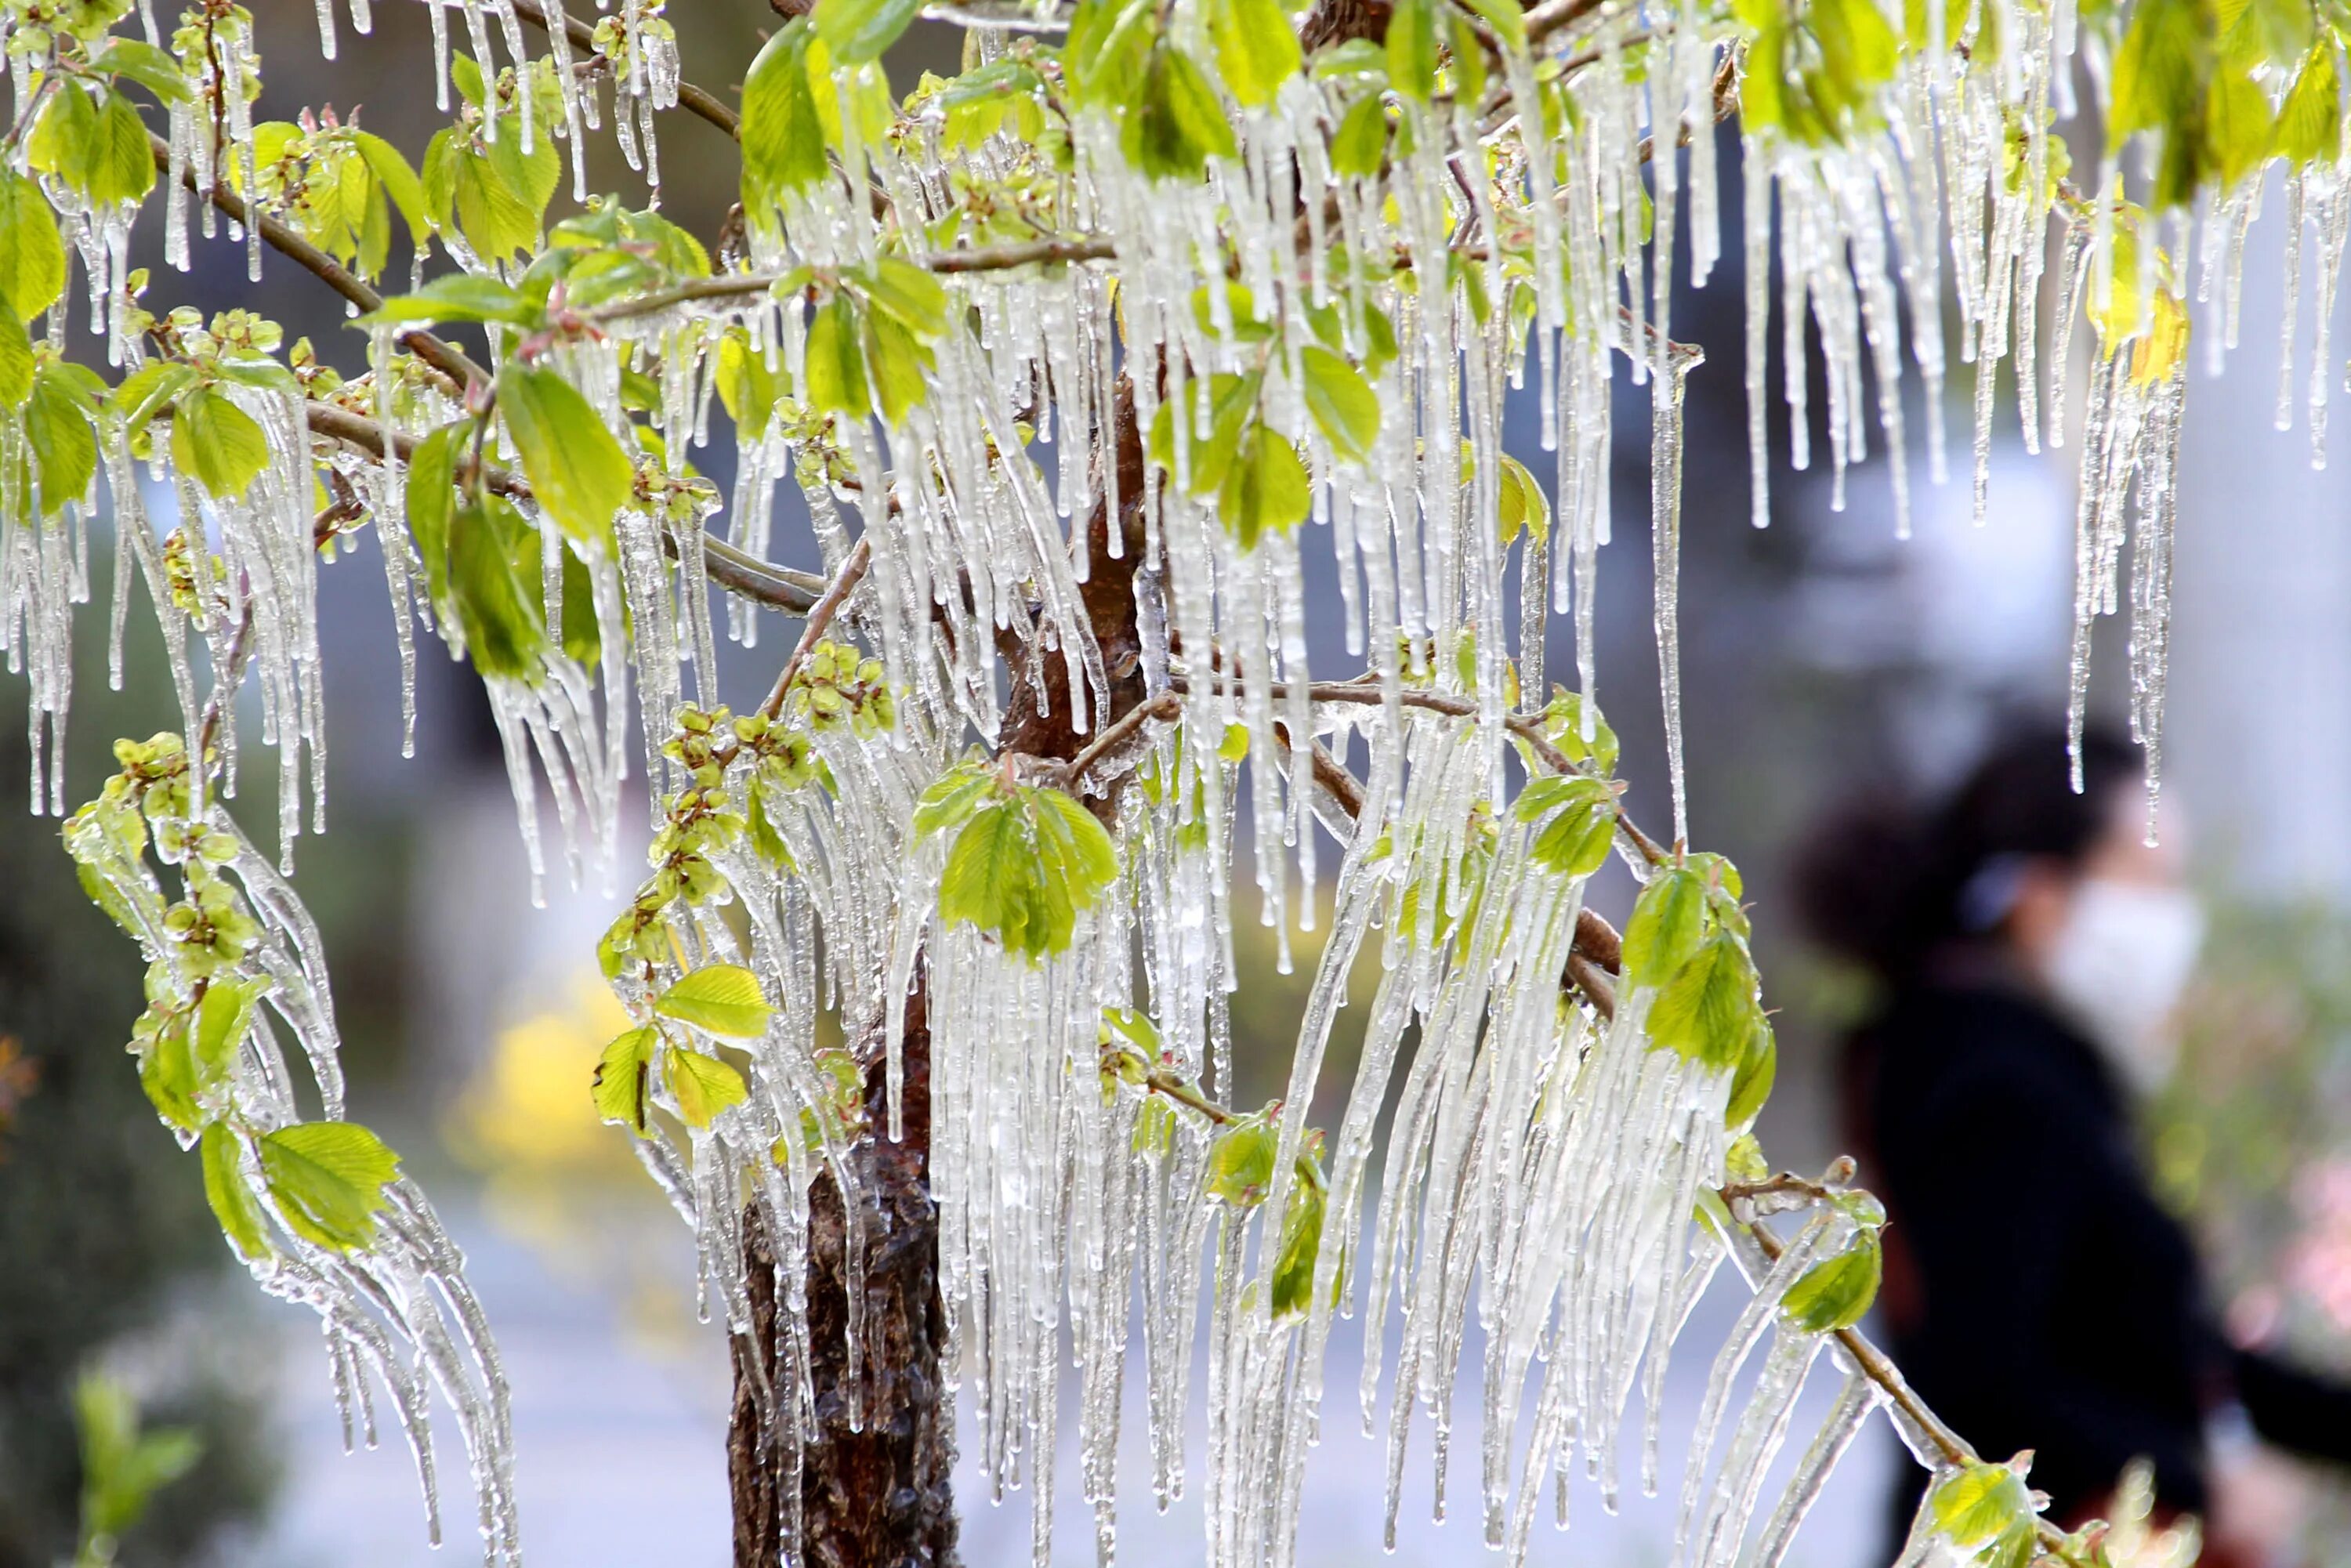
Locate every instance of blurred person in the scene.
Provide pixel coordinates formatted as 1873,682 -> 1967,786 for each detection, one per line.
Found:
1796,721 -> 2351,1568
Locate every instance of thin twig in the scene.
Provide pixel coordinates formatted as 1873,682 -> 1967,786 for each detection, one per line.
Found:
1061,690 -> 1181,789
586,237 -> 1120,326
497,0 -> 744,138
757,537 -> 872,719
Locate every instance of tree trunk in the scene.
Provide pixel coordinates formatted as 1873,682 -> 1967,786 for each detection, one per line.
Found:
729,985 -> 958,1568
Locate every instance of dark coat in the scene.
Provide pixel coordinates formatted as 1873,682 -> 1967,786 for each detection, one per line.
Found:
1846,973 -> 2351,1537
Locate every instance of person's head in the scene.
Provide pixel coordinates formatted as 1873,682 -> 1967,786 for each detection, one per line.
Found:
1797,720 -> 2204,1092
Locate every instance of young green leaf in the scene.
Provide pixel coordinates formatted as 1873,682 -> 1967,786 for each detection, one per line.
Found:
1329,92 -> 1392,179
665,1044 -> 751,1128
1299,345 -> 1381,463
170,386 -> 272,502
1204,1118 -> 1278,1204
654,965 -> 775,1037
592,1024 -> 660,1133
1219,422 -> 1311,550
367,273 -> 538,327
1122,45 -> 1241,179
258,1121 -> 402,1253
0,170 -> 66,321
2275,44 -> 2343,165
1269,1180 -> 1326,1318
1930,1460 -> 2036,1548
1208,0 -> 1304,109
1520,776 -> 1616,878
1496,454 -> 1549,545
741,21 -> 831,219
815,0 -> 922,65
803,292 -> 872,419
497,363 -> 634,550
0,315 -> 30,407
1645,931 -> 1760,1070
1386,0 -> 1441,103
194,976 -> 270,1081
1725,1016 -> 1777,1128
1621,865 -> 1708,986
1781,1231 -> 1882,1333
449,494 -> 550,680
27,366 -> 100,513
200,1124 -> 271,1262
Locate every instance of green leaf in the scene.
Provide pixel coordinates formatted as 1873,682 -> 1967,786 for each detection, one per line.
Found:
1204,1118 -> 1278,1204
1100,1005 -> 1164,1055
1299,345 -> 1380,463
1496,454 -> 1549,544
656,964 -> 775,1037
27,366 -> 99,513
110,361 -> 198,431
1270,1180 -> 1326,1318
2276,44 -> 2343,165
0,314 -> 31,408
741,21 -> 831,220
1329,92 -> 1392,179
592,1024 -> 659,1133
716,327 -> 782,441
864,306 -> 930,425
449,493 -> 550,680
1725,1016 -> 1777,1128
367,273 -> 537,327
814,0 -> 921,66
1519,776 -> 1616,878
137,1012 -> 201,1130
1621,865 -> 1708,986
1218,422 -> 1311,550
90,38 -> 194,103
406,421 -> 462,610
860,258 -> 950,339
351,130 -> 432,248
1386,0 -> 1441,103
1781,1231 -> 1881,1332
170,386 -> 271,502
1930,1461 -> 2036,1548
1455,0 -> 1528,53
26,81 -> 97,194
258,1121 -> 401,1253
0,170 -> 67,320
912,765 -> 998,838
1646,931 -> 1759,1070
89,89 -> 158,208
2109,0 -> 2213,152
498,363 -> 634,550
2204,62 -> 2273,186
803,292 -> 872,419
937,784 -> 1119,961
194,976 -> 270,1081
1122,45 -> 1240,179
1208,0 -> 1303,109
200,1124 -> 271,1261
665,1044 -> 751,1128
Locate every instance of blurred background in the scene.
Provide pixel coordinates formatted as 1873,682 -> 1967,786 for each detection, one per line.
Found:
7,3 -> 2351,1563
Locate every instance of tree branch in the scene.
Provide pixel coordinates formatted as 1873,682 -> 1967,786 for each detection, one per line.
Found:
500,0 -> 744,139
299,399 -> 826,613
756,536 -> 871,718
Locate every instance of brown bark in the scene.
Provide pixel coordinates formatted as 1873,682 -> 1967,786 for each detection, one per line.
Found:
730,988 -> 958,1568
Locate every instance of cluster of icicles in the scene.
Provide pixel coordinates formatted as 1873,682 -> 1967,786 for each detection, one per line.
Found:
6,0 -> 2351,1560
64,773 -> 518,1562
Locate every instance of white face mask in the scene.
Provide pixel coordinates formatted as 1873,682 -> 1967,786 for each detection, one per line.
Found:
2038,878 -> 2206,1096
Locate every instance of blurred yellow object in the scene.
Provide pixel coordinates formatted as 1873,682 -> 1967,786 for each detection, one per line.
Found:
445,976 -> 648,1197
2103,1458 -> 2203,1568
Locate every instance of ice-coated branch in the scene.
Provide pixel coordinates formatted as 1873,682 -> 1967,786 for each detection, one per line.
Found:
496,0 -> 744,139
755,535 -> 872,718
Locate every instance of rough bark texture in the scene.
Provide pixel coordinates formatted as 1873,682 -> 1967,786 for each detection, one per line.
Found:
730,988 -> 958,1568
